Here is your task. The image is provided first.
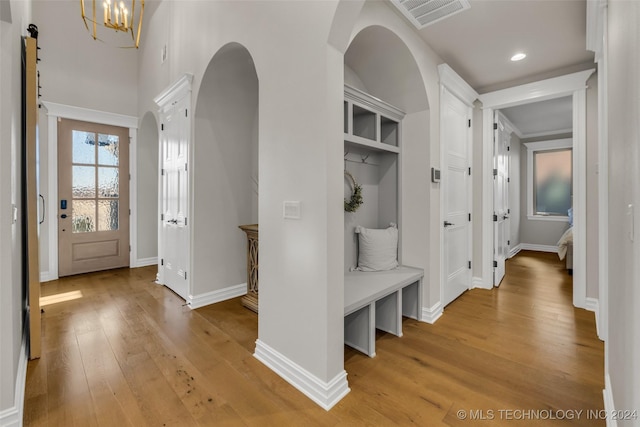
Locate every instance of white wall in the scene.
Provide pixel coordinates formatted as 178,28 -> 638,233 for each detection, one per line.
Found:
137,112 -> 158,261
606,1 -> 640,420
585,73 -> 599,299
0,0 -> 30,418
192,43 -> 258,297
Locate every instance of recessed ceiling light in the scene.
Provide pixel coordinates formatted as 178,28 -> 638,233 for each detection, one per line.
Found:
511,53 -> 527,62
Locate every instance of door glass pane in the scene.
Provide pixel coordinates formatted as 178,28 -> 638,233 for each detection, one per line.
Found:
98,167 -> 119,198
98,133 -> 119,166
98,200 -> 119,231
534,149 -> 572,215
72,130 -> 96,164
72,200 -> 96,233
72,166 -> 96,198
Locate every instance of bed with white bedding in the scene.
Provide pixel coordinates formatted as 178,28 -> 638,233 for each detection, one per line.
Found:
557,227 -> 573,273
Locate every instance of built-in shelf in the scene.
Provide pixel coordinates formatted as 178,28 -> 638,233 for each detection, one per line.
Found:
344,135 -> 400,154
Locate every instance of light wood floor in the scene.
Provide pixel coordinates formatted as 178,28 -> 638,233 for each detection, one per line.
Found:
24,251 -> 604,426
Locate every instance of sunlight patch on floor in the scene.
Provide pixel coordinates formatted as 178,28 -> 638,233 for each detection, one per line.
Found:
40,290 -> 84,306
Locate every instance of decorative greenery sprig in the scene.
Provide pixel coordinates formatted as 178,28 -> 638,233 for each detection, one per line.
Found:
344,170 -> 363,213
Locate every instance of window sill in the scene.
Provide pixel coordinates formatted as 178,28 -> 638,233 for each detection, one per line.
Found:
527,215 -> 570,222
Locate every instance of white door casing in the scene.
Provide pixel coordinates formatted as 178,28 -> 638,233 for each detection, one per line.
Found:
441,87 -> 472,307
155,74 -> 193,301
493,112 -> 510,286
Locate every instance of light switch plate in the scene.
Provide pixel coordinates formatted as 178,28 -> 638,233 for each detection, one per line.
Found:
283,201 -> 301,219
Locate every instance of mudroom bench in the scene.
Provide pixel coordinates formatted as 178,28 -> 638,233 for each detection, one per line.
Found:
344,266 -> 423,357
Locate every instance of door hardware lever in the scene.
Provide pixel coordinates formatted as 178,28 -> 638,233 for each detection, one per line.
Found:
444,221 -> 454,227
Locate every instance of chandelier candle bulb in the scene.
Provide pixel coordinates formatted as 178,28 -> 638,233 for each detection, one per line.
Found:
103,3 -> 107,23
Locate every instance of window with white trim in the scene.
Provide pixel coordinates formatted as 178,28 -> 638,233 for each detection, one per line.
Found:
524,139 -> 572,221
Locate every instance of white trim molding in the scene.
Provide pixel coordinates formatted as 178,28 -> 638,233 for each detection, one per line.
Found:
479,69 -> 595,109
479,70 -> 595,312
40,101 -> 139,281
135,257 -> 158,268
523,138 -> 573,221
421,301 -> 443,324
508,244 -> 522,259
254,340 -> 350,411
187,283 -> 246,310
519,243 -> 558,253
471,276 -> 486,289
603,374 -> 617,427
0,330 -> 28,427
437,63 -> 479,107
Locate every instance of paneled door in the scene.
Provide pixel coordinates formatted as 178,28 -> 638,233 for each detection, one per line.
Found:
441,88 -> 472,307
58,119 -> 130,276
158,95 -> 190,300
493,112 -> 510,286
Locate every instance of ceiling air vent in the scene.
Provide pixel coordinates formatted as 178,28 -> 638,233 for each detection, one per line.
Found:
389,0 -> 471,29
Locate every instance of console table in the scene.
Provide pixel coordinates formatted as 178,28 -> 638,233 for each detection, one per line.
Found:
239,224 -> 259,312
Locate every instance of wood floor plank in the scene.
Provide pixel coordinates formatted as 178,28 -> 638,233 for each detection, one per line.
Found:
25,252 -> 604,426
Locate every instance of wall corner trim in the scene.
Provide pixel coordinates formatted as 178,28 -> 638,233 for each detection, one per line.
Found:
472,276 -> 490,290
602,374 -> 618,427
438,63 -> 479,107
187,283 -> 246,310
508,244 -> 522,259
254,340 -> 350,411
421,301 -> 443,324
0,329 -> 28,427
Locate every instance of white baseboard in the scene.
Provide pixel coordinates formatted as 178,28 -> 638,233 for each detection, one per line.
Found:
135,257 -> 158,268
187,283 -> 246,309
603,374 -> 617,427
508,244 -> 522,259
585,297 -> 599,313
421,301 -> 443,324
254,339 -> 350,411
472,276 -> 491,290
519,243 -> 558,253
0,329 -> 28,427
40,270 -> 51,282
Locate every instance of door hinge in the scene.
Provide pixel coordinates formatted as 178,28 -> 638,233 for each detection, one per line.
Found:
468,261 -> 471,269
468,213 -> 471,222
507,240 -> 510,246
161,123 -> 164,131
493,168 -> 498,176
185,163 -> 188,171
507,209 -> 510,214
129,209 -> 131,215
507,177 -> 510,183
184,271 -> 187,280
161,168 -> 165,176
507,146 -> 510,151
493,260 -> 498,268
184,217 -> 187,226
493,214 -> 498,222
493,123 -> 498,130
468,119 -> 471,128
129,245 -> 131,252
468,167 -> 471,176
185,109 -> 188,117
161,258 -> 164,266
161,213 -> 164,221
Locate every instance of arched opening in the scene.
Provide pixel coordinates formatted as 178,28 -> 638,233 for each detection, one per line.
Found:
343,25 -> 430,273
192,43 -> 259,301
137,111 -> 159,263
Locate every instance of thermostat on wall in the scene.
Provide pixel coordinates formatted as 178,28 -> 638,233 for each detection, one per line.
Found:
431,168 -> 441,183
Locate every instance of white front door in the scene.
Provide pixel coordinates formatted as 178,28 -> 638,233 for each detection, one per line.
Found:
442,88 -> 471,307
493,112 -> 510,286
159,95 -> 190,300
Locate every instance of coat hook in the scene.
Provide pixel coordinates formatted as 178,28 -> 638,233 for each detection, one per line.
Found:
344,150 -> 349,158
361,154 -> 369,163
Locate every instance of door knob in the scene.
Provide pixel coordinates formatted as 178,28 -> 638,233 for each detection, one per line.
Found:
168,219 -> 178,224
503,214 -> 510,220
444,221 -> 454,227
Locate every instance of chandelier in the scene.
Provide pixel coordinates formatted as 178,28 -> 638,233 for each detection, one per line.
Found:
80,0 -> 144,48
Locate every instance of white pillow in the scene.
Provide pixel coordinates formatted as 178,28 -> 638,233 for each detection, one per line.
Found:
355,224 -> 399,271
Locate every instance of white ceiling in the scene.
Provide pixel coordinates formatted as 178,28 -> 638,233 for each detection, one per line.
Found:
387,0 -> 593,137
408,0 -> 595,94
501,96 -> 573,138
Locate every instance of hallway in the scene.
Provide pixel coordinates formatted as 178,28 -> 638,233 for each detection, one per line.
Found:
24,251 -> 604,426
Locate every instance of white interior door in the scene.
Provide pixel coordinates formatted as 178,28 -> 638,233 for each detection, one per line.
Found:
159,95 -> 190,300
493,112 -> 510,286
442,88 -> 471,307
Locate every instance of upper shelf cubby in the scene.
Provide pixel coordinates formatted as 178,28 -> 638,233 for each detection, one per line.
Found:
344,85 -> 405,154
